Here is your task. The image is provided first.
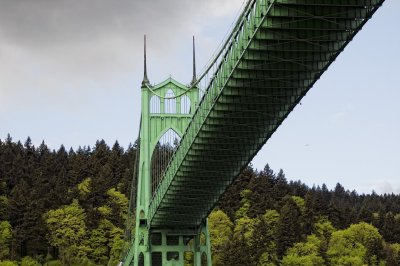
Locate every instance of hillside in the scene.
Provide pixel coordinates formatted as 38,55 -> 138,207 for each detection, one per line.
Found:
1,136 -> 400,265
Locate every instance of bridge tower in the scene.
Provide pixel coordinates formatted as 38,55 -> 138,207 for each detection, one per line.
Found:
126,36 -> 212,266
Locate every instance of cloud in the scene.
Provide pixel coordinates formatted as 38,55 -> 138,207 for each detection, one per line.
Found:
0,0 -> 243,114
368,180 -> 400,194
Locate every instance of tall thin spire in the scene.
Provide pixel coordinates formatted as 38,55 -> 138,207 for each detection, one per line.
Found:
190,36 -> 197,86
142,35 -> 149,86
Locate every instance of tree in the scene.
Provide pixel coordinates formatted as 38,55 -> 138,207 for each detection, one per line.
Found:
234,189 -> 252,220
208,210 -> 233,266
43,200 -> 91,265
106,188 -> 128,227
20,256 -> 41,266
385,243 -> 400,266
254,210 -> 280,265
0,261 -> 18,266
281,235 -> 324,266
0,221 -> 12,260
276,197 -> 303,257
312,216 -> 335,260
327,222 -> 383,265
382,212 -> 400,243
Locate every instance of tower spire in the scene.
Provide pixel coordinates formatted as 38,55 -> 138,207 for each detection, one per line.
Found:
142,35 -> 150,86
190,36 -> 197,86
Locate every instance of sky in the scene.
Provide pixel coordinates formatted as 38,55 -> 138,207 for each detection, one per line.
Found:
0,0 -> 399,194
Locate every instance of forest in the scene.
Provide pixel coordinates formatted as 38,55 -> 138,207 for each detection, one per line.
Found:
1,135 -> 400,265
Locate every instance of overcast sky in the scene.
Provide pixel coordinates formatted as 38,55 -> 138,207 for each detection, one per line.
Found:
1,0 -> 399,194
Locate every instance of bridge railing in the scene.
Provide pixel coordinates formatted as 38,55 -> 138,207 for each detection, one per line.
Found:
195,0 -> 257,99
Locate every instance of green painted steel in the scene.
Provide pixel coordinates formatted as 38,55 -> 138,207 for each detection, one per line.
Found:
122,75 -> 212,265
148,0 -> 384,228
124,0 -> 385,265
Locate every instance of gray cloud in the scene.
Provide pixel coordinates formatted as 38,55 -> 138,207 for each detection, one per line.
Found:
0,0 -> 243,150
0,0 -> 243,98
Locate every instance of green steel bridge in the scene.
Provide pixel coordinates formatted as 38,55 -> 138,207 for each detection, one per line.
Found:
122,0 -> 385,265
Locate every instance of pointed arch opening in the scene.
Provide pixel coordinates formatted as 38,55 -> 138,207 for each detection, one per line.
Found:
151,128 -> 181,196
150,95 -> 161,114
181,95 -> 191,114
201,252 -> 207,266
138,252 -> 144,266
164,89 -> 176,114
150,95 -> 161,113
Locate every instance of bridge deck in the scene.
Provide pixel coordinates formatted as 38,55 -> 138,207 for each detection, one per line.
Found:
148,0 -> 384,228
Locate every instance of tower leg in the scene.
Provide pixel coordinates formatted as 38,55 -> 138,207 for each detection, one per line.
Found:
126,219 -> 212,266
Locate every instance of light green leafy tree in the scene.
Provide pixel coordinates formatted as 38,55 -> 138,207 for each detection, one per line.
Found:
234,216 -> 257,244
386,243 -> 400,265
235,189 -> 252,220
327,222 -> 383,265
208,210 -> 233,266
106,188 -> 128,221
107,225 -> 124,266
20,256 -> 41,266
256,210 -> 280,265
281,234 -> 324,266
77,178 -> 92,196
87,218 -> 124,266
43,200 -> 91,265
88,220 -> 109,264
0,221 -> 12,260
0,261 -> 18,266
291,196 -> 305,215
313,216 -> 335,254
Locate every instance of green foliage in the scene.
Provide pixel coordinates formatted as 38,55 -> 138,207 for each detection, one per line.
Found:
281,235 -> 324,266
43,260 -> 62,266
276,196 -> 303,257
0,221 -> 12,260
43,200 -> 89,264
21,256 -> 41,266
254,210 -> 280,265
107,225 -> 124,266
233,216 -> 257,243
234,189 -> 252,220
106,188 -> 128,221
0,137 -> 135,264
183,252 -> 194,266
385,243 -> 400,266
313,216 -> 335,240
2,136 -> 400,265
291,196 -> 305,214
0,261 -> 18,266
98,206 -> 113,217
208,210 -> 233,266
0,196 -> 8,219
327,222 -> 383,265
87,218 -> 124,265
77,178 -> 92,196
313,216 -> 335,255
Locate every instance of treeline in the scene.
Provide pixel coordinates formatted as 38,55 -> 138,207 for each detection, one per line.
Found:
1,135 -> 400,265
0,135 -> 136,265
209,165 -> 400,265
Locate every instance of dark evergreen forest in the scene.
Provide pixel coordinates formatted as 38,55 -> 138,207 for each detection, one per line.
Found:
1,135 -> 400,265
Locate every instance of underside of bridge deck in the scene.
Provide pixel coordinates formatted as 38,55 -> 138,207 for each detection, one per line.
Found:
148,0 -> 384,229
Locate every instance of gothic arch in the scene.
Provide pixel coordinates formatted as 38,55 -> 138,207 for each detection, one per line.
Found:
150,128 -> 181,195
150,95 -> 161,113
164,89 -> 176,114
181,95 -> 191,114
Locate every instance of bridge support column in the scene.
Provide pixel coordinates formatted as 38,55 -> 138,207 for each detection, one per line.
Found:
135,220 -> 212,266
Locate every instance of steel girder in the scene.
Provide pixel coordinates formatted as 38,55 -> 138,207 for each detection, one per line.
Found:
148,0 -> 384,228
